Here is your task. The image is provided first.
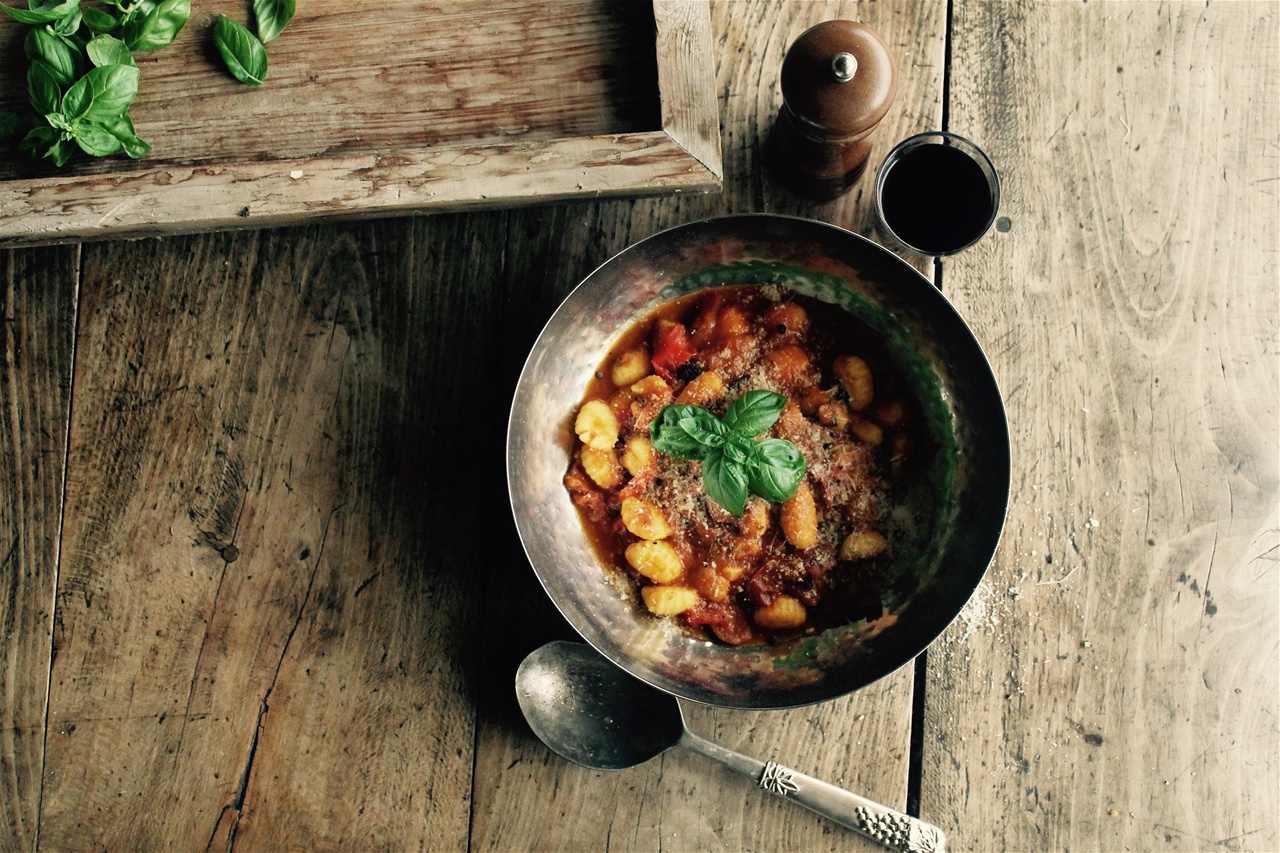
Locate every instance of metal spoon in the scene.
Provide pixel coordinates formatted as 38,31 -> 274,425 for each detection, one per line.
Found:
515,641 -> 947,853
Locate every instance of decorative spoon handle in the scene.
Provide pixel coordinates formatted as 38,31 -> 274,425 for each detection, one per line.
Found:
679,730 -> 947,853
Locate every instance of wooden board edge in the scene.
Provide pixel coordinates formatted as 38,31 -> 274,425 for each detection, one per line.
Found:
0,132 -> 720,247
653,0 -> 724,179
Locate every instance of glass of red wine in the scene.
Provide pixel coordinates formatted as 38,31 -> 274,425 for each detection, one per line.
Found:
874,131 -> 1001,256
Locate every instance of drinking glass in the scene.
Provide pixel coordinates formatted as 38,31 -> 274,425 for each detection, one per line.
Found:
873,131 -> 1001,256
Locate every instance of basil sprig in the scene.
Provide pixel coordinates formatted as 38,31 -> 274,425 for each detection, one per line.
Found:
650,390 -> 807,516
1,0 -> 189,166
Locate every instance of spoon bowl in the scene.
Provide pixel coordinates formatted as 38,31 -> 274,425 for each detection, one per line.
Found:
516,641 -> 948,853
516,640 -> 682,770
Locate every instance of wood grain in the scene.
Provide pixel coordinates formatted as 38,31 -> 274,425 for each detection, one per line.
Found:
0,1 -> 720,246
0,245 -> 77,851
924,1 -> 1280,850
467,2 -> 947,851
38,216 -> 509,850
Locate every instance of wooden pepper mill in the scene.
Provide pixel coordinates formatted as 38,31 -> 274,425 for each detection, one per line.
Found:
765,20 -> 897,201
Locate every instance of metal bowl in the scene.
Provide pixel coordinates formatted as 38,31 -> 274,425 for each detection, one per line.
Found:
507,214 -> 1009,709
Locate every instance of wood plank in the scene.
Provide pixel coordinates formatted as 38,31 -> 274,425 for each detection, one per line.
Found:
468,2 -> 948,850
38,216 -> 507,849
0,132 -> 718,249
924,1 -> 1280,850
0,1 -> 662,174
0,245 -> 77,851
0,1 -> 722,246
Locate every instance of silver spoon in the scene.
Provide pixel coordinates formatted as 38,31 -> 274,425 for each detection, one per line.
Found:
515,640 -> 947,853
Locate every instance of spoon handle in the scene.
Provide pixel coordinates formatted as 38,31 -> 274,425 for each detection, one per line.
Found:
679,730 -> 946,853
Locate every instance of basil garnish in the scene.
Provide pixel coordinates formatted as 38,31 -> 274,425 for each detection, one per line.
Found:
650,390 -> 808,516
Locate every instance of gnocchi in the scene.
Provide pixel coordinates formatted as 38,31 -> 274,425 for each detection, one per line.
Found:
563,286 -> 918,646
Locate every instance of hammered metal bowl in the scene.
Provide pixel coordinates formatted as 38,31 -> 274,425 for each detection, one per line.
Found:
507,214 -> 1009,709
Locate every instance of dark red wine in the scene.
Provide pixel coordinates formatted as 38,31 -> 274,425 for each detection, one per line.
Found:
879,142 -> 996,254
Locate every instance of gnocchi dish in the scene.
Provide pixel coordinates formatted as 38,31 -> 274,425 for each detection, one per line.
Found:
563,285 -> 918,646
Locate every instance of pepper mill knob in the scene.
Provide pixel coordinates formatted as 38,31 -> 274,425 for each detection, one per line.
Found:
765,20 -> 897,201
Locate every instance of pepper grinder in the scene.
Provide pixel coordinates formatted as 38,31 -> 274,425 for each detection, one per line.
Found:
765,21 -> 897,201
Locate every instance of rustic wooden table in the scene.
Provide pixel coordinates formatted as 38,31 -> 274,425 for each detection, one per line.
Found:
2,1 -> 1277,851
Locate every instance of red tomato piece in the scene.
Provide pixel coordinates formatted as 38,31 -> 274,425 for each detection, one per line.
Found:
651,322 -> 697,381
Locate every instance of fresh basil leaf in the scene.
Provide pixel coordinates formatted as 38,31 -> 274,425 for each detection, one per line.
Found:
25,26 -> 80,86
745,438 -> 807,503
0,110 -> 22,143
95,111 -> 149,157
18,123 -> 59,159
49,136 -> 76,165
50,8 -> 80,34
73,121 -> 122,155
86,33 -> 134,67
650,404 -> 723,460
1,0 -> 71,24
252,0 -> 293,43
723,389 -> 787,437
27,60 -> 62,115
62,63 -> 138,121
123,0 -> 187,51
701,449 -> 749,517
81,5 -> 118,31
214,14 -> 267,85
28,0 -> 80,14
721,433 -> 752,466
676,412 -> 729,448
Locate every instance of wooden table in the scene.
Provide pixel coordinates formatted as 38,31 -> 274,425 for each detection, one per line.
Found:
3,1 -> 1276,850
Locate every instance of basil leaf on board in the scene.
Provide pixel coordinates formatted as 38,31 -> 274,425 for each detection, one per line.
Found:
650,404 -> 723,460
27,60 -> 62,115
214,14 -> 267,86
252,0 -> 293,43
86,34 -> 134,67
722,389 -> 787,437
61,64 -> 138,121
701,449 -> 750,517
97,112 -> 149,158
1,0 -> 76,25
73,121 -> 122,155
25,27 -> 79,86
745,438 -> 808,503
18,123 -> 58,158
50,8 -> 80,34
49,136 -> 76,166
0,110 -> 21,143
123,0 -> 187,51
81,5 -> 118,31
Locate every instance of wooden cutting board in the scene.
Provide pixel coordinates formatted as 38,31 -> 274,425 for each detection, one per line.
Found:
0,0 -> 720,246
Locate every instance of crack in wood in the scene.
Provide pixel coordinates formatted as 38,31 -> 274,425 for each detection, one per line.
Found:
209,502 -> 343,853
